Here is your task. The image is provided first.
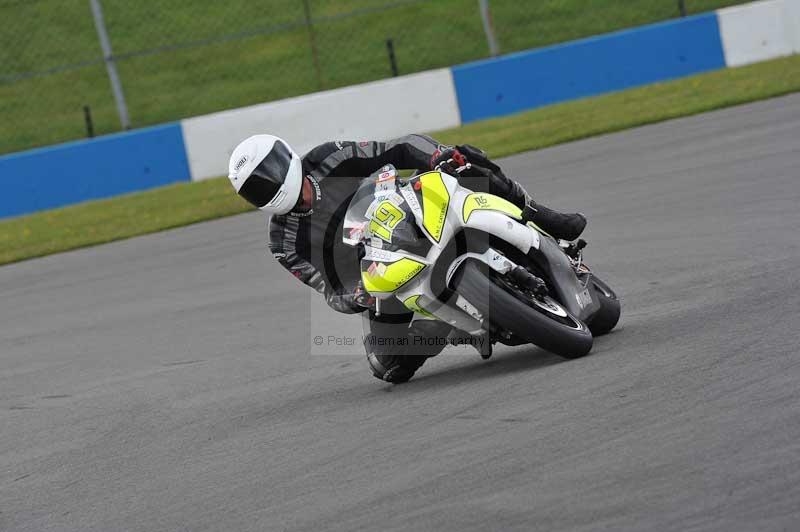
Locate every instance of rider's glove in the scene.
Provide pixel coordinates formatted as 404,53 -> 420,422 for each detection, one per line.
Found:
430,147 -> 470,176
455,144 -> 503,174
325,281 -> 374,314
352,281 -> 376,309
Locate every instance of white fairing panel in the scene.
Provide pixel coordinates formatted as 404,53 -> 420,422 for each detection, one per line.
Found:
462,209 -> 538,254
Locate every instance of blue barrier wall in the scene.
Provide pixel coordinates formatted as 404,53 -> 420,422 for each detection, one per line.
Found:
452,13 -> 726,123
0,123 -> 190,219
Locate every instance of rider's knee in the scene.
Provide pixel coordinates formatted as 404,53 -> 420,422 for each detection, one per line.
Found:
366,351 -> 427,383
363,320 -> 452,383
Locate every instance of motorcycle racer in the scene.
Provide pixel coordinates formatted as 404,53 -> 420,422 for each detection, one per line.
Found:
227,133 -> 586,383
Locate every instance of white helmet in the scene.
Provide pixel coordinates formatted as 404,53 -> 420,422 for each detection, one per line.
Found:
227,135 -> 303,215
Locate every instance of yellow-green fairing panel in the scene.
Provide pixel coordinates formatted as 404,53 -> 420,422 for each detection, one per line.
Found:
462,193 -> 522,223
361,257 -> 426,294
462,193 -> 553,237
418,171 -> 450,242
402,295 -> 436,318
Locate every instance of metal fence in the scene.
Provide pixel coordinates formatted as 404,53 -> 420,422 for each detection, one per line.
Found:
0,0 -> 745,155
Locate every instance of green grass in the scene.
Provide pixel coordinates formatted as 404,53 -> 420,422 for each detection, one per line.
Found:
0,178 -> 250,265
2,54 -> 800,266
1,0 -> 748,154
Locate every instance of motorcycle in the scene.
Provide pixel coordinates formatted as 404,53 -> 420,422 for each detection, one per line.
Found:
342,164 -> 620,359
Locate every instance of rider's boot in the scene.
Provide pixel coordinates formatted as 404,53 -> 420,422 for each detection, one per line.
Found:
474,333 -> 493,360
447,329 -> 493,360
507,180 -> 587,241
367,352 -> 428,383
523,202 -> 586,241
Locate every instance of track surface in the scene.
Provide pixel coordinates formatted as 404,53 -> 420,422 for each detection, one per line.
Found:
2,95 -> 800,532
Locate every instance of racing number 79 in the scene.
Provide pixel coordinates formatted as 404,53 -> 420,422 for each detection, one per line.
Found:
369,200 -> 405,242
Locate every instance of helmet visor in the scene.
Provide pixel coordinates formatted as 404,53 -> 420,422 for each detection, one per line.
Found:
238,141 -> 293,208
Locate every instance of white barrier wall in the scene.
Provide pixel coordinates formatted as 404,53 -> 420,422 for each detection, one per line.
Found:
718,0 -> 798,67
785,0 -> 800,54
182,68 -> 461,181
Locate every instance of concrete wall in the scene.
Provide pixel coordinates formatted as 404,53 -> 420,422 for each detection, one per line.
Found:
785,0 -> 800,54
181,68 -> 461,181
718,0 -> 796,67
2,0 -> 798,219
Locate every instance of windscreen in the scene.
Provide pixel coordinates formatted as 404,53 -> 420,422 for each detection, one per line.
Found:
342,176 -> 382,246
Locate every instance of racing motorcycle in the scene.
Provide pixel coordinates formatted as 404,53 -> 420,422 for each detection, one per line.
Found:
343,165 -> 620,359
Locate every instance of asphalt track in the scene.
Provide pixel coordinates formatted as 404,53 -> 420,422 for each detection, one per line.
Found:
2,94 -> 800,532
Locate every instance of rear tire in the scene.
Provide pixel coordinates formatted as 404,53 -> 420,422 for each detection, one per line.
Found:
587,276 -> 621,336
452,260 -> 593,359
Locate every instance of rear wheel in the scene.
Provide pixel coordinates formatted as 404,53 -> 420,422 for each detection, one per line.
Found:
587,276 -> 621,336
452,260 -> 593,359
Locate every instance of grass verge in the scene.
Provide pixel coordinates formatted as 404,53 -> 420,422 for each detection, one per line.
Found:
0,179 -> 250,266
2,54 -> 800,266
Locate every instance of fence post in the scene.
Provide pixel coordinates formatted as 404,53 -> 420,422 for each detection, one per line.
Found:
302,0 -> 324,90
89,0 -> 130,130
478,0 -> 500,57
386,39 -> 399,77
678,0 -> 687,16
83,105 -> 95,138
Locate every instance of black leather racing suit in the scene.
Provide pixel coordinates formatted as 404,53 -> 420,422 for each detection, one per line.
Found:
267,134 -> 530,379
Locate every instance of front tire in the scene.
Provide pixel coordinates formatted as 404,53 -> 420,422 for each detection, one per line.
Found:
452,260 -> 593,359
587,276 -> 621,336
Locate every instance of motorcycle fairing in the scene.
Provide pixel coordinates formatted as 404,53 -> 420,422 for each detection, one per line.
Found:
416,171 -> 450,243
402,295 -> 436,319
527,235 -> 600,320
360,252 -> 426,297
344,165 -> 598,333
462,193 -> 522,223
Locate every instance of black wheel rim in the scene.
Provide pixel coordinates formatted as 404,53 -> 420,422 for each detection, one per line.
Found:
491,274 -> 585,331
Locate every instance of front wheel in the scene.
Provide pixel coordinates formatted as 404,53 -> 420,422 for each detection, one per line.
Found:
452,260 -> 593,359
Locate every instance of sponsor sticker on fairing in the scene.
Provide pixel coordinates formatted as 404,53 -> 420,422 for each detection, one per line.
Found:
348,223 -> 365,242
367,262 -> 379,276
375,179 -> 395,197
400,185 -> 422,216
376,165 -> 397,182
364,246 -> 394,261
576,289 -> 592,309
389,192 -> 405,206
